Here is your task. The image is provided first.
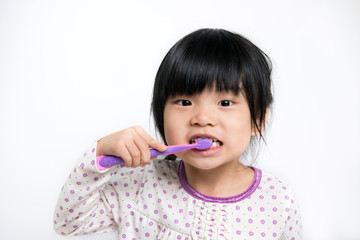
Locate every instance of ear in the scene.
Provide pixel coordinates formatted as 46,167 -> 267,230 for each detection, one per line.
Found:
251,108 -> 269,136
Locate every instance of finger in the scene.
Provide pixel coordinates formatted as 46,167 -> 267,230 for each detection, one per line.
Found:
126,141 -> 141,168
132,134 -> 151,167
134,126 -> 167,152
115,143 -> 133,168
149,139 -> 168,152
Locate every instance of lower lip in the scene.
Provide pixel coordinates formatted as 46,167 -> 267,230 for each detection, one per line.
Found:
192,144 -> 223,156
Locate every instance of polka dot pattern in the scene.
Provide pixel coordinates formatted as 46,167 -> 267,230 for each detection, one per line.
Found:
53,142 -> 302,239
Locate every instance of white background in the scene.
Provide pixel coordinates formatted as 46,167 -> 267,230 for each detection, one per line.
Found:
1,0 -> 359,239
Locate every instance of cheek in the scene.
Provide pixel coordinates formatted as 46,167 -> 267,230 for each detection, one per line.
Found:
226,113 -> 253,143
226,124 -> 252,156
163,123 -> 175,144
227,111 -> 252,131
163,106 -> 181,144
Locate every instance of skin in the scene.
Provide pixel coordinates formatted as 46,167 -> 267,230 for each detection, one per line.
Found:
97,87 -> 265,197
163,87 -> 258,197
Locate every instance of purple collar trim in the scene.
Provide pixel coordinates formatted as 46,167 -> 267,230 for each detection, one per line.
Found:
178,161 -> 262,203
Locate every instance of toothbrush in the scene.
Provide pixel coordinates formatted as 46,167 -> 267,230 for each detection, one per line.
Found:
96,138 -> 213,170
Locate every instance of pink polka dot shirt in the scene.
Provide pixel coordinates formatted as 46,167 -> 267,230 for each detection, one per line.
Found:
54,143 -> 302,239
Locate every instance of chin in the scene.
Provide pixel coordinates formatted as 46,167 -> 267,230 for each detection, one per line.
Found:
183,158 -> 222,170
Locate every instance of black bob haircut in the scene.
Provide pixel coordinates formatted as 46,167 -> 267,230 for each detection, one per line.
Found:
151,28 -> 273,145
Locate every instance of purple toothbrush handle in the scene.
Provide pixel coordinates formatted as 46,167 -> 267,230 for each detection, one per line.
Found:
99,149 -> 175,167
98,145 -> 196,168
150,146 -> 192,156
98,155 -> 125,167
97,139 -> 215,169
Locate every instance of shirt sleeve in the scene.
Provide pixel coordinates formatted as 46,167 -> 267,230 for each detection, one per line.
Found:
280,189 -> 303,240
53,141 -> 123,236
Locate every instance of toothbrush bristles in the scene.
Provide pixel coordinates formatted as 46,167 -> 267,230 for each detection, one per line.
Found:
195,139 -> 213,150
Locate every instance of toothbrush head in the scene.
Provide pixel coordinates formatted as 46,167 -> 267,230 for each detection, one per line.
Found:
195,139 -> 213,150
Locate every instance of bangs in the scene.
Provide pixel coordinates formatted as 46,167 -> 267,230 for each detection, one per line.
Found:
167,48 -> 242,97
163,29 -> 245,97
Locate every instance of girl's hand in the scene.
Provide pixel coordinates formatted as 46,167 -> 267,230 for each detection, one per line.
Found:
96,126 -> 167,168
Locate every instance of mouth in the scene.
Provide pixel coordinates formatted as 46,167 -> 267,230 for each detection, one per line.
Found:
189,135 -> 223,150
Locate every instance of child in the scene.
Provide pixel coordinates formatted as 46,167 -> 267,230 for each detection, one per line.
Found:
54,28 -> 302,239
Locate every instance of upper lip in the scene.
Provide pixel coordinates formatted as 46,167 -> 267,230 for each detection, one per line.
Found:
189,133 -> 222,144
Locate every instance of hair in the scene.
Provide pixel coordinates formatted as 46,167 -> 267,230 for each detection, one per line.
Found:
151,28 -> 273,161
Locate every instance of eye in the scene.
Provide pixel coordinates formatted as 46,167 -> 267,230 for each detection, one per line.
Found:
176,99 -> 192,106
218,100 -> 233,107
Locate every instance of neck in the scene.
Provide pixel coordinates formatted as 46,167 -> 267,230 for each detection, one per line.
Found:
183,161 -> 254,198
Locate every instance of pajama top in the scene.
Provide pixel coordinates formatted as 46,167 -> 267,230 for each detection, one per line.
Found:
53,143 -> 302,239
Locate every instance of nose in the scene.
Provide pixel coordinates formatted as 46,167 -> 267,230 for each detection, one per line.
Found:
190,106 -> 217,127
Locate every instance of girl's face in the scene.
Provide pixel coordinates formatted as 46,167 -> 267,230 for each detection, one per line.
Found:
163,87 -> 257,170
